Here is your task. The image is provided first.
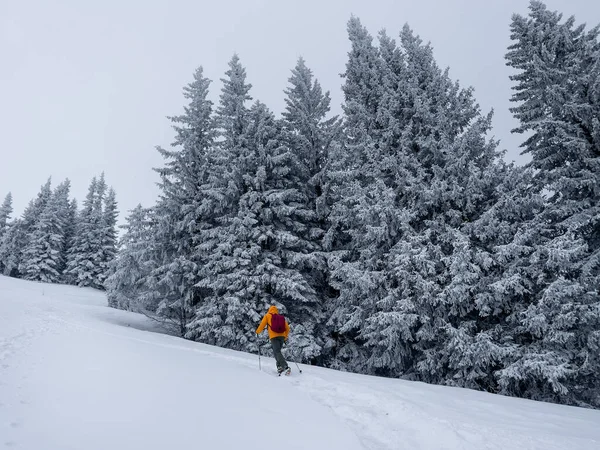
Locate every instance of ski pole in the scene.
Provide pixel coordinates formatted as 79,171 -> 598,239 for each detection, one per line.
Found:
293,360 -> 302,374
257,334 -> 262,371
282,339 -> 302,374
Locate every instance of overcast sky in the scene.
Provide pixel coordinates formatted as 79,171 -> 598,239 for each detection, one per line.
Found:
1,0 -> 598,222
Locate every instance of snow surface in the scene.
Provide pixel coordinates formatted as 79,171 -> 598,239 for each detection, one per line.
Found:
1,275 -> 599,450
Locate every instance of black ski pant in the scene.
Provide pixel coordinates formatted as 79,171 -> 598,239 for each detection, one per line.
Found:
270,336 -> 288,371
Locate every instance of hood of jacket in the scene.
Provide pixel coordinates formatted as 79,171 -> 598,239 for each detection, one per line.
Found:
267,305 -> 279,315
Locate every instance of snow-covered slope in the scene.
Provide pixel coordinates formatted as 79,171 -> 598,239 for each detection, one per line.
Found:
1,276 -> 598,450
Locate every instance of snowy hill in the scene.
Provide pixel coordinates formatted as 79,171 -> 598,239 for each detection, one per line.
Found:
1,276 -> 599,450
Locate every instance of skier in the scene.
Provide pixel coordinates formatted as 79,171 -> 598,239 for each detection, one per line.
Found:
256,305 -> 291,375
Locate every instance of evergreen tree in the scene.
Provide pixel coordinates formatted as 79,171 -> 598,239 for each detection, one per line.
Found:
0,219 -> 24,277
0,193 -> 12,238
22,179 -> 53,231
211,54 -> 254,223
326,19 -> 515,386
149,66 -> 217,336
60,198 -> 78,279
65,177 -> 105,288
94,174 -> 108,219
191,100 -> 321,356
21,180 -> 72,283
12,178 -> 53,277
217,54 -> 253,153
501,0 -> 600,407
374,24 -> 496,379
0,193 -> 13,273
183,56 -> 254,345
106,205 -> 154,310
281,58 -> 340,362
324,17 -> 390,370
99,188 -> 118,287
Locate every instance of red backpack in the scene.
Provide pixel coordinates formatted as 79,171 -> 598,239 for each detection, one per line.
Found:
270,313 -> 286,333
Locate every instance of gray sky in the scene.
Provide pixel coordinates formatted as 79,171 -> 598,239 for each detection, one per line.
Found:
1,0 -> 598,223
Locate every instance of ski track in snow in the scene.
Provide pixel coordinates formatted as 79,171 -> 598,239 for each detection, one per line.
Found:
1,275 -> 600,450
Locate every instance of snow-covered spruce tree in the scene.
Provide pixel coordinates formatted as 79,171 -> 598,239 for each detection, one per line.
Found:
373,26 -> 510,386
450,164 -> 546,392
0,193 -> 13,273
0,219 -> 23,277
65,176 -> 106,289
23,178 -> 53,228
498,1 -> 600,408
325,18 -> 525,392
324,21 -> 450,373
13,178 -> 53,277
0,192 -> 12,238
98,187 -> 118,287
60,198 -> 78,279
398,118 -> 533,391
93,174 -> 109,283
191,99 -> 324,357
184,56 -> 254,346
278,58 -> 340,362
21,179 -> 72,283
106,204 -> 155,310
0,179 -> 53,278
147,66 -> 217,336
0,193 -> 14,274
65,177 -> 95,286
216,54 -> 252,159
193,53 -> 254,266
323,17 -> 392,372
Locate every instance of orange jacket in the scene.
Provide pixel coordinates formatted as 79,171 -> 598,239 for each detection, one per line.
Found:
256,305 -> 290,340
